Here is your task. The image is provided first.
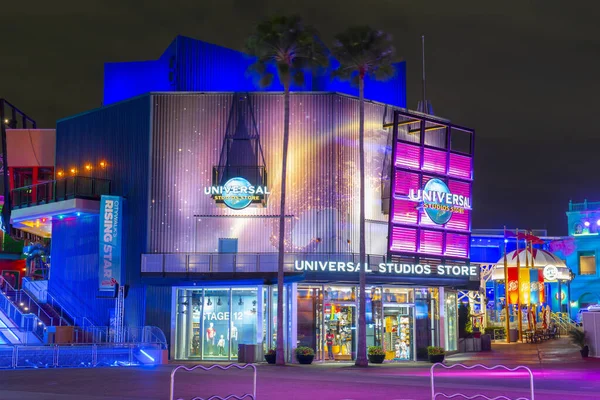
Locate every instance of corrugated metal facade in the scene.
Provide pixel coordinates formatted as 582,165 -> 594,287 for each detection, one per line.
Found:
148,93 -> 395,255
52,96 -> 152,327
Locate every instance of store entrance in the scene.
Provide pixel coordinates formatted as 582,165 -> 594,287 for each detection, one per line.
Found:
323,303 -> 356,361
382,305 -> 414,361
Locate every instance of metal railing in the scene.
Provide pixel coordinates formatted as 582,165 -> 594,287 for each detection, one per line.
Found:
431,363 -> 534,400
170,363 -> 257,400
0,277 -> 64,328
10,175 -> 111,209
71,326 -> 168,349
551,312 -> 577,335
0,342 -> 163,369
142,252 -> 388,275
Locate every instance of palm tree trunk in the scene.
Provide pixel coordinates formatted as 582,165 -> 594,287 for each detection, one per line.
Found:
276,86 -> 290,366
355,77 -> 368,367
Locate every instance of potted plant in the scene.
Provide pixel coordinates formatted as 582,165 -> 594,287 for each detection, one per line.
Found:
295,346 -> 315,364
367,346 -> 386,364
427,346 -> 446,363
569,328 -> 589,358
264,349 -> 276,364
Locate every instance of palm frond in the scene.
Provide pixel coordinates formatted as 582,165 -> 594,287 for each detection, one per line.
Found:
330,26 -> 396,87
245,15 -> 328,90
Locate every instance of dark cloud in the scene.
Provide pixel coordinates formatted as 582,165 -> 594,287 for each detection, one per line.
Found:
2,0 -> 599,234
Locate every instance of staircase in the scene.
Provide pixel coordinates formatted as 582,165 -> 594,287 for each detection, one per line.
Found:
551,312 -> 577,335
1,279 -> 68,327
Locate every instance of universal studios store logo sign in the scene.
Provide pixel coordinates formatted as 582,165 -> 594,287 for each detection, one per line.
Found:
408,178 -> 470,225
294,261 -> 478,278
204,177 -> 270,210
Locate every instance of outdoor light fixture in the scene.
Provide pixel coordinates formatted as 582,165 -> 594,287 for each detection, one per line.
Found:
100,161 -> 106,168
238,297 -> 244,306
206,298 -> 212,306
70,168 -> 77,175
584,221 -> 590,227
76,212 -> 81,217
217,297 -> 222,306
57,171 -> 64,177
252,300 -> 257,307
596,220 -> 600,226
85,164 -> 92,171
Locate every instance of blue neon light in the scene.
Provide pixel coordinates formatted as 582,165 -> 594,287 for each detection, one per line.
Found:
139,349 -> 155,362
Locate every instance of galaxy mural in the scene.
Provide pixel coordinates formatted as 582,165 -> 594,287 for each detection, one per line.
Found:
148,93 -> 394,255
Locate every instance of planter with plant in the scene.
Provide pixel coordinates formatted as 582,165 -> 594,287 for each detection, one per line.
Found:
569,328 -> 589,358
295,346 -> 315,364
367,346 -> 386,364
427,346 -> 446,363
264,349 -> 276,364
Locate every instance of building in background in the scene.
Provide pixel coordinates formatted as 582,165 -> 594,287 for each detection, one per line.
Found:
8,36 -> 476,361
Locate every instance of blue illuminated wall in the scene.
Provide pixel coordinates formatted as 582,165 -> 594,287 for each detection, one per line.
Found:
560,203 -> 600,319
104,36 -> 407,108
52,95 -> 151,327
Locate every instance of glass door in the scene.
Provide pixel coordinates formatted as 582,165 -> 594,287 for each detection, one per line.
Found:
382,305 -> 414,361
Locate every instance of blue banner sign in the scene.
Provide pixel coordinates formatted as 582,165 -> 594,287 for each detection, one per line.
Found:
99,195 -> 123,291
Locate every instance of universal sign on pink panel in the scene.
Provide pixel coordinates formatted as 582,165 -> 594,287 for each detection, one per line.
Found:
395,142 -> 421,170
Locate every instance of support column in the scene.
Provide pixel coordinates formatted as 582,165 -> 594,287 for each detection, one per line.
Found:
439,287 -> 446,350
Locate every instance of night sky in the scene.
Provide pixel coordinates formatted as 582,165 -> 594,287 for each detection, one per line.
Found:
2,1 -> 599,235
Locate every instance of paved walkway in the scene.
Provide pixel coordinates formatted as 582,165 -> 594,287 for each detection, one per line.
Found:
447,337 -> 585,365
0,338 -> 597,399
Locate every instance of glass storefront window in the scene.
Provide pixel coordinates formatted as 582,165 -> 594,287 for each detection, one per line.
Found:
381,287 -> 414,304
203,288 -> 230,359
231,288 -> 258,355
445,292 -> 458,351
174,286 -> 260,361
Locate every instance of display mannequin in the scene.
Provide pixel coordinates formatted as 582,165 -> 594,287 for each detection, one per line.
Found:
231,323 -> 238,356
217,335 -> 225,356
206,322 -> 216,355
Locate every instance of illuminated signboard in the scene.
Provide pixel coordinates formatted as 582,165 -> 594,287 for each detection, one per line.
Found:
408,178 -> 471,225
204,177 -> 270,210
294,260 -> 477,278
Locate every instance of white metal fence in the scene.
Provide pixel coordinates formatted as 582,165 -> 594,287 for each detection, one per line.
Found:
170,363 -> 257,400
430,363 -> 535,400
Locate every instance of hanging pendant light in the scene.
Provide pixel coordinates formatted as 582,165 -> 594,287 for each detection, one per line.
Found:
207,298 -> 212,306
217,297 -> 222,306
238,297 -> 244,306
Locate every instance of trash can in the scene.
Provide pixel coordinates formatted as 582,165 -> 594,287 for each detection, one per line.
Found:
509,329 -> 518,343
238,344 -> 247,363
481,334 -> 492,351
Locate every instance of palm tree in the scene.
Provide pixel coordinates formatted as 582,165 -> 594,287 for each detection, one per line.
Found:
246,15 -> 327,366
331,26 -> 395,367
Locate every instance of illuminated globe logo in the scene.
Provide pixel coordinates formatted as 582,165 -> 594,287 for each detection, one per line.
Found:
222,177 -> 253,210
423,179 -> 453,225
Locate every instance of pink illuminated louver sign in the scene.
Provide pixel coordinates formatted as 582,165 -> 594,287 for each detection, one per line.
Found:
422,148 -> 447,174
395,142 -> 420,170
445,233 -> 469,258
388,111 -> 474,262
419,229 -> 443,255
390,226 -> 417,253
448,153 -> 472,179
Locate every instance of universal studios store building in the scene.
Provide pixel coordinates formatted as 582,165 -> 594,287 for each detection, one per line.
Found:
142,101 -> 477,363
